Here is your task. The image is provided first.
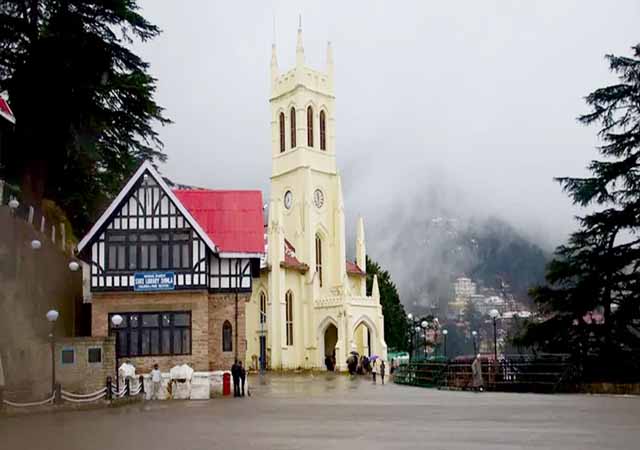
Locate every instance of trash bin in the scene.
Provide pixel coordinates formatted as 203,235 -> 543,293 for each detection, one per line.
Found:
222,372 -> 231,396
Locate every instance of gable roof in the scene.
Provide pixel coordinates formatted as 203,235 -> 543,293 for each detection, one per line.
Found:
346,260 -> 365,276
77,161 -> 218,254
174,189 -> 264,257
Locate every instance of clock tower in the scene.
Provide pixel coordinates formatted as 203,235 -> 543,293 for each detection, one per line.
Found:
269,25 -> 347,291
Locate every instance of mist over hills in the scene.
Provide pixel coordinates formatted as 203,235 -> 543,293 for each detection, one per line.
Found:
354,186 -> 549,316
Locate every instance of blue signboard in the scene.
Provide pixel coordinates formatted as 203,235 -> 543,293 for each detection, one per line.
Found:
134,272 -> 175,292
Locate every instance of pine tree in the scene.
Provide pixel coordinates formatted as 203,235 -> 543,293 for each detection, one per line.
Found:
0,1 -> 169,233
519,44 -> 640,370
366,256 -> 409,351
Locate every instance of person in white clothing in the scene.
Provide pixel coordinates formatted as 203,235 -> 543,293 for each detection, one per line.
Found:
150,364 -> 162,400
372,360 -> 378,384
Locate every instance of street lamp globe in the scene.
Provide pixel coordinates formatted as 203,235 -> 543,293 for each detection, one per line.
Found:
111,314 -> 124,327
420,320 -> 429,329
414,326 -> 421,333
46,310 -> 59,322
610,303 -> 620,314
8,198 -> 19,209
30,239 -> 42,250
68,261 -> 80,272
407,313 -> 413,320
442,329 -> 449,336
489,309 -> 500,319
472,330 -> 478,337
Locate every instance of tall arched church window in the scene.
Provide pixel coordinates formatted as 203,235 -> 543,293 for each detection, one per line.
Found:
285,291 -> 293,346
279,112 -> 285,153
290,107 -> 296,148
259,292 -> 267,325
307,106 -> 314,147
222,320 -> 232,352
319,110 -> 326,150
315,235 -> 323,287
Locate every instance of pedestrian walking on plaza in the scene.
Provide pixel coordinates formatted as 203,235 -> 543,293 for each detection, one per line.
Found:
372,360 -> 378,384
471,354 -> 484,392
380,360 -> 386,385
231,360 -> 240,397
239,361 -> 246,397
150,364 -> 162,400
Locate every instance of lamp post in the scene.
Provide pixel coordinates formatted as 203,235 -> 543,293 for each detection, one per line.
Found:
489,309 -> 500,362
420,320 -> 428,357
442,329 -> 448,358
46,310 -> 59,395
471,330 -> 478,355
111,314 -> 123,391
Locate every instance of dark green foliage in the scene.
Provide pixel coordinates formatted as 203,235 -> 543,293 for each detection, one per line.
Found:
366,256 -> 408,351
0,1 -> 169,233
463,299 -> 483,332
519,44 -> 640,372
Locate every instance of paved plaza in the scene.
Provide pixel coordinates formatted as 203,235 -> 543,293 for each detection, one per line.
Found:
2,373 -> 640,450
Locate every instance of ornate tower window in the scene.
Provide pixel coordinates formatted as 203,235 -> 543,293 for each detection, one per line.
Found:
319,110 -> 326,150
307,106 -> 314,147
285,291 -> 293,345
279,112 -> 285,153
222,320 -> 233,352
259,292 -> 267,324
290,107 -> 296,148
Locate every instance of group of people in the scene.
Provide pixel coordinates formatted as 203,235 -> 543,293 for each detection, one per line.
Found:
231,360 -> 247,397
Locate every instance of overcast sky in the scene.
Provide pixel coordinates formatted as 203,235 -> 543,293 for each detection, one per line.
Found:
135,0 -> 639,256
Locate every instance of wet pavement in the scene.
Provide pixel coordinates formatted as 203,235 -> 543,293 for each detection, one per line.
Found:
2,373 -> 640,449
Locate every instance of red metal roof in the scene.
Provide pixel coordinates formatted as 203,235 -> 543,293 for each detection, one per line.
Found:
282,239 -> 308,272
174,189 -> 264,254
0,97 -> 15,124
346,260 -> 365,276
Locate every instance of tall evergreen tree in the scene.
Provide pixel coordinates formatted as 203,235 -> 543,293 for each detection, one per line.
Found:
0,1 -> 169,233
519,44 -> 640,369
366,256 -> 408,351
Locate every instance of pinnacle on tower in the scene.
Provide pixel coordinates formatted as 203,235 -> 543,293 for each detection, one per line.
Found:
271,43 -> 278,84
296,17 -> 304,68
372,274 -> 381,301
356,216 -> 366,271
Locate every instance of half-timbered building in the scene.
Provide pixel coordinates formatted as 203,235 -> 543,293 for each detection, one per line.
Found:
77,161 -> 263,372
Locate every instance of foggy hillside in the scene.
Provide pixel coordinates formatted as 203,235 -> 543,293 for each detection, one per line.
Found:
346,182 -> 549,314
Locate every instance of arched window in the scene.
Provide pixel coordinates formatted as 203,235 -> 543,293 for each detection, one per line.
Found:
319,110 -> 326,150
222,320 -> 232,352
285,291 -> 293,346
279,112 -> 285,153
290,107 -> 296,148
315,235 -> 323,287
307,106 -> 314,147
259,292 -> 267,325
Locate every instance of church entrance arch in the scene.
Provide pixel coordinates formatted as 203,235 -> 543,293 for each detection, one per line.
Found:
318,317 -> 339,370
353,316 -> 377,358
324,324 -> 338,370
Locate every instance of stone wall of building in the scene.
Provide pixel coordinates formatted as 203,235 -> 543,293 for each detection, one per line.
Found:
91,290 -> 210,373
208,292 -> 249,371
91,290 -> 248,374
55,336 -> 115,394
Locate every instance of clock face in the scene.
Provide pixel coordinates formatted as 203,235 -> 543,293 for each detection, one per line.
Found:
313,189 -> 325,209
284,190 -> 293,209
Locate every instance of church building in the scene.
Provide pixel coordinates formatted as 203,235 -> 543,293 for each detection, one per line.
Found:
245,26 -> 387,371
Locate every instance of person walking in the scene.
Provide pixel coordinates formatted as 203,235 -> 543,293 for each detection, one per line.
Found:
471,354 -> 484,392
380,360 -> 386,385
239,361 -> 246,397
150,364 -> 162,400
372,360 -> 378,384
231,360 -> 240,397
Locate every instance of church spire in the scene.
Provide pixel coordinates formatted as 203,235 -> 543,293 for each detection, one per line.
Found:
296,15 -> 304,68
327,41 -> 334,72
271,43 -> 278,86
